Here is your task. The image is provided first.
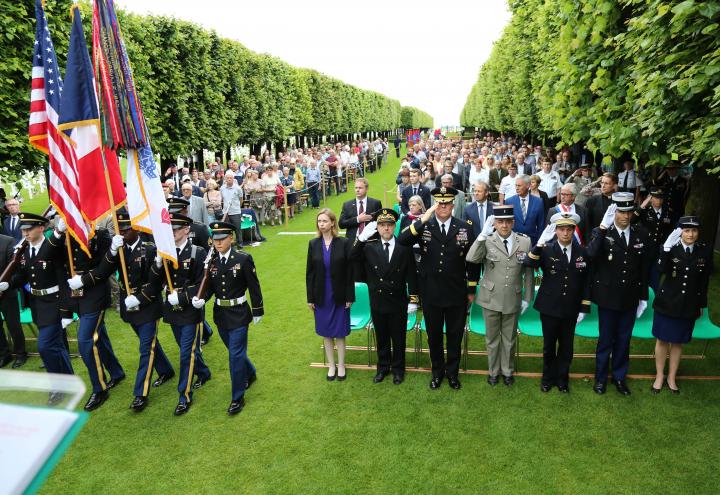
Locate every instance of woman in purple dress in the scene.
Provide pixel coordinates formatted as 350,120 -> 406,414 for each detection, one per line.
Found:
306,208 -> 354,381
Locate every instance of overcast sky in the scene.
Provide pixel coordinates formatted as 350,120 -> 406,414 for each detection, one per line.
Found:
116,0 -> 511,126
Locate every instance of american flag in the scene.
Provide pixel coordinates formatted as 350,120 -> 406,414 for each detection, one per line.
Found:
28,0 -> 89,251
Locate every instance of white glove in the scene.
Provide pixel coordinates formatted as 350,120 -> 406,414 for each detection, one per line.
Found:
67,275 -> 83,290
13,240 -> 25,251
155,255 -> 162,268
600,204 -> 617,229
110,234 -> 124,255
167,291 -> 179,306
253,316 -> 262,325
56,217 -> 67,233
520,300 -> 529,315
357,221 -> 377,242
478,215 -> 495,241
191,296 -> 205,309
663,228 -> 682,252
576,312 -> 586,324
0,282 -> 8,292
407,303 -> 418,314
124,295 -> 140,310
61,318 -> 74,329
636,300 -> 648,319
537,224 -> 556,246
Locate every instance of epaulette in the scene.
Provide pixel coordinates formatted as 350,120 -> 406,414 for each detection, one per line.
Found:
143,241 -> 155,247
466,219 -> 472,225
515,232 -> 528,237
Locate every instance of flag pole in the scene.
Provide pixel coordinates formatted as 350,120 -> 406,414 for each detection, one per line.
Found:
99,148 -> 131,295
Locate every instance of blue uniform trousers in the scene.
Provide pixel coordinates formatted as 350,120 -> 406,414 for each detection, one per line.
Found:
131,321 -> 174,397
77,310 -> 125,393
218,325 -> 255,402
202,319 -> 213,341
38,323 -> 73,375
171,323 -> 211,405
596,307 -> 635,382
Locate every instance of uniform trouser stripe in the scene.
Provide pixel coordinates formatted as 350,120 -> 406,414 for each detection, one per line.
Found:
141,321 -> 159,397
91,310 -> 107,390
184,323 -> 201,402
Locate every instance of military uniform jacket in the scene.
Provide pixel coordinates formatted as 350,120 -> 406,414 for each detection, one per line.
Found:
188,222 -> 210,249
205,249 -> 264,330
524,240 -> 590,318
466,232 -> 534,314
653,243 -> 713,319
635,206 -> 673,249
10,235 -> 68,327
658,175 -> 689,221
398,216 -> 479,307
89,241 -> 163,325
349,237 -> 419,313
60,232 -> 112,316
585,224 -> 651,311
149,242 -> 206,325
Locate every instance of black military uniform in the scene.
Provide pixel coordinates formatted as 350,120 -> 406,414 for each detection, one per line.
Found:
635,187 -> 673,290
200,221 -> 264,415
350,209 -> 418,384
656,163 -> 689,224
0,233 -> 26,368
524,212 -> 591,392
397,187 -> 479,389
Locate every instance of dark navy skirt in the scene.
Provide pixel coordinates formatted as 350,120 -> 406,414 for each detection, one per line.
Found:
651,311 -> 696,344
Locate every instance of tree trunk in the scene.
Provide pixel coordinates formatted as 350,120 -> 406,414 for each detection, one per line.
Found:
686,166 -> 720,247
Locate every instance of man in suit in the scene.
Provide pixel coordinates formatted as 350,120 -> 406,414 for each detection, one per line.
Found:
439,174 -> 467,220
505,175 -> 545,246
400,169 -> 431,213
398,187 -> 479,390
467,205 -> 534,386
545,183 -> 587,245
180,182 -> 208,225
463,181 -> 494,239
351,209 -> 418,384
0,233 -> 26,368
435,160 -> 463,190
586,192 -> 652,396
584,173 -> 617,241
524,212 -> 591,393
1,198 -> 22,242
338,178 -> 382,241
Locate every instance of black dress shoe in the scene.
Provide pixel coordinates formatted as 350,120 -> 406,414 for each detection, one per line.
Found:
130,396 -> 148,412
429,376 -> 443,389
447,376 -> 461,390
326,368 -> 336,381
192,374 -> 212,389
47,392 -> 65,406
503,375 -> 515,387
557,385 -> 569,394
107,374 -> 126,389
650,385 -> 662,395
540,383 -> 552,393
666,381 -> 680,395
227,397 -> 245,415
12,354 -> 28,369
392,373 -> 404,385
174,401 -> 191,416
614,379 -> 631,396
0,355 -> 11,368
593,381 -> 607,395
84,390 -> 109,411
337,368 -> 347,381
245,374 -> 257,390
487,375 -> 499,386
373,370 -> 389,384
153,371 -> 175,387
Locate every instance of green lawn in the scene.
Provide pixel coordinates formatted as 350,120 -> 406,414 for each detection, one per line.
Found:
14,146 -> 720,494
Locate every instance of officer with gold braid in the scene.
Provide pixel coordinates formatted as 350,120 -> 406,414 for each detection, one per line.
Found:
191,221 -> 264,415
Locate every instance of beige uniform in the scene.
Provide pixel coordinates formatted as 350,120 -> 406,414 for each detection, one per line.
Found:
466,232 -> 534,377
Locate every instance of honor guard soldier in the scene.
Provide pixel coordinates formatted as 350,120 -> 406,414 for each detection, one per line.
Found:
524,212 -> 591,393
398,186 -> 479,390
586,192 -> 652,396
85,209 -> 175,412
350,208 -> 419,385
0,213 -> 73,401
467,205 -> 534,386
167,196 -> 213,345
191,221 -> 264,415
151,213 -> 212,416
62,218 -> 126,411
635,187 -> 672,290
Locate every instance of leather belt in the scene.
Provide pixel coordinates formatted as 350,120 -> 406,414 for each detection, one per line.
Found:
215,295 -> 247,307
30,285 -> 59,296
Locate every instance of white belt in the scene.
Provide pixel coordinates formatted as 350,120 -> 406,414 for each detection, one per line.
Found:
30,285 -> 59,296
215,295 -> 247,307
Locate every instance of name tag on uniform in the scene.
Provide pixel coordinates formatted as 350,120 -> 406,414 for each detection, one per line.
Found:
633,243 -> 644,249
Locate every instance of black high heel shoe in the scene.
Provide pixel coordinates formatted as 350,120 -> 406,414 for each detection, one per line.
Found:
666,380 -> 680,394
326,367 -> 337,382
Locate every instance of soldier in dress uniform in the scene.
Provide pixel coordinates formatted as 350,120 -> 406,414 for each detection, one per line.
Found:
190,221 -> 264,415
650,217 -> 713,394
635,187 -> 673,290
466,204 -> 534,386
524,212 -> 591,393
63,220 -> 126,411
350,208 -> 419,385
151,213 -> 212,416
85,209 -> 175,412
656,162 -> 689,224
586,192 -> 652,396
0,213 -> 73,403
398,186 -> 479,390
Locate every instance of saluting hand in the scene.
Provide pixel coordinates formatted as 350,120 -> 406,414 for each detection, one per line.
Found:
357,221 -> 377,242
537,224 -> 556,247
420,203 -> 438,224
477,215 -> 495,241
663,228 -> 682,252
600,204 -> 617,229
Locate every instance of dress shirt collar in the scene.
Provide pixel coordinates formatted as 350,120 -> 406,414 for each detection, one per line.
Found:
176,239 -> 188,253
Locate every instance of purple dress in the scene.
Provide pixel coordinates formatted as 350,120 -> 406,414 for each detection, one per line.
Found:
314,241 -> 350,338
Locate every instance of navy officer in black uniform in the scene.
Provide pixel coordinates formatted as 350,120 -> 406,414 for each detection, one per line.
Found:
350,208 -> 419,385
586,192 -> 652,396
191,221 -> 264,415
524,212 -> 591,393
650,217 -> 713,394
398,186 -> 479,390
85,209 -> 175,412
635,187 -> 672,290
151,213 -> 212,416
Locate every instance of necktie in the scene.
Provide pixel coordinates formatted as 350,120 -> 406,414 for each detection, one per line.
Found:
479,203 -> 484,223
521,198 -> 527,221
503,239 -> 509,254
686,247 -> 691,255
384,242 -> 390,262
623,172 -> 629,189
10,217 -> 15,231
358,200 -> 365,234
413,187 -> 417,196
221,256 -> 226,266
620,231 -> 627,248
30,247 -> 36,260
441,223 -> 446,236
563,247 -> 569,263
657,210 -> 661,220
